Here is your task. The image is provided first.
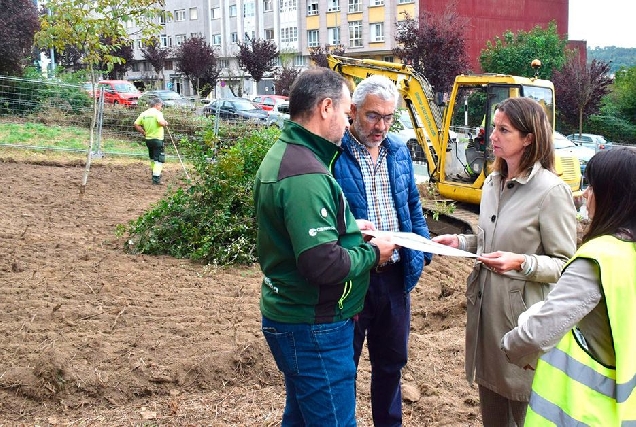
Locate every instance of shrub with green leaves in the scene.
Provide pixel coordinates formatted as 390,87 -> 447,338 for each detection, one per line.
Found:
122,123 -> 279,265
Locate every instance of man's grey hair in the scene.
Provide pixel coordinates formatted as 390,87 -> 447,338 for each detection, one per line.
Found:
352,75 -> 399,108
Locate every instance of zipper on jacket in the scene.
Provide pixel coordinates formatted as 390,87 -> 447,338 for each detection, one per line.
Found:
338,280 -> 352,310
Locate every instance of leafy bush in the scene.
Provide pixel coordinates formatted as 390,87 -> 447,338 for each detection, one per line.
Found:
122,123 -> 279,265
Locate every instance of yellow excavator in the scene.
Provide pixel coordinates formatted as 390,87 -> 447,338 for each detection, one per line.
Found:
327,55 -> 583,234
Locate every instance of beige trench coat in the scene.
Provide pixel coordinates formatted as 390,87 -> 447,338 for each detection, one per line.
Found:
462,162 -> 577,401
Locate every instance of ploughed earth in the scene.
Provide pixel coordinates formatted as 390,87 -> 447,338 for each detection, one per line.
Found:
0,153 -> 482,426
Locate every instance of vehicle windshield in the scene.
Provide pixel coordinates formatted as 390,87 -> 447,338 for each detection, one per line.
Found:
234,100 -> 259,111
113,83 -> 139,94
159,91 -> 182,100
554,133 -> 576,149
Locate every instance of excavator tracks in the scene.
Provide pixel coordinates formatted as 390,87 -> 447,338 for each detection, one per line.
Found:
421,199 -> 480,236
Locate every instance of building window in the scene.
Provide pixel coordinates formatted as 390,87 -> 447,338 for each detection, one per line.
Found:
307,0 -> 319,15
160,35 -> 173,47
348,0 -> 361,13
191,32 -> 202,38
132,62 -> 139,72
371,0 -> 384,5
212,34 -> 222,45
125,20 -> 134,28
165,60 -> 173,70
189,7 -> 198,20
231,32 -> 239,43
175,34 -> 187,45
264,0 -> 273,12
211,7 -> 221,19
383,55 -> 394,63
244,31 -> 256,42
349,21 -> 362,47
265,29 -> 275,40
280,0 -> 297,12
160,12 -> 167,24
218,59 -> 229,69
174,9 -> 186,21
280,27 -> 298,43
294,55 -> 307,66
244,1 -> 255,17
136,39 -> 143,49
229,4 -> 237,17
370,23 -> 384,42
307,30 -> 319,47
328,27 -> 340,45
327,0 -> 340,12
397,0 -> 412,3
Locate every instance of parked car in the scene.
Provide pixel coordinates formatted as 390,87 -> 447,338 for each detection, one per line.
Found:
202,98 -> 269,124
252,94 -> 288,111
554,131 -> 595,177
138,90 -> 195,110
266,100 -> 290,128
97,80 -> 140,106
566,133 -> 612,152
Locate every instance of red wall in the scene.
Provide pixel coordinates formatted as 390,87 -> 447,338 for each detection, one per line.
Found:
420,0 -> 570,72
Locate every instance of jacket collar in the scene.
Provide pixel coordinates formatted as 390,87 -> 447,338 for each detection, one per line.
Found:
491,161 -> 543,185
279,121 -> 342,166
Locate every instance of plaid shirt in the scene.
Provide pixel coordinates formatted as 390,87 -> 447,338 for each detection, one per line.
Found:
349,136 -> 400,264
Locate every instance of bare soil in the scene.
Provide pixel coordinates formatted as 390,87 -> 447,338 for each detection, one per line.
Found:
0,153 -> 481,426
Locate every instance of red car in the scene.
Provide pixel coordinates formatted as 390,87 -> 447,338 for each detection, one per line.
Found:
252,94 -> 288,111
97,80 -> 140,106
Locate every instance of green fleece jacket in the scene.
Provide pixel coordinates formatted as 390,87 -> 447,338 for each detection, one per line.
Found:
254,121 -> 379,324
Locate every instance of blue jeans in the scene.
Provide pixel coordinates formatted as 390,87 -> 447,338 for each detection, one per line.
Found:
262,316 -> 357,427
354,264 -> 410,427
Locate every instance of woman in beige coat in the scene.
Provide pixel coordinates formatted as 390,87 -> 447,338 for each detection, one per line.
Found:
433,97 -> 577,426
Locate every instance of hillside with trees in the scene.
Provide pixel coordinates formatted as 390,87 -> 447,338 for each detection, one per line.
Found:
587,47 -> 636,74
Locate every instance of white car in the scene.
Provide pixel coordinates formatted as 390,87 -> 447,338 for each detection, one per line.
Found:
266,101 -> 290,128
554,131 -> 595,177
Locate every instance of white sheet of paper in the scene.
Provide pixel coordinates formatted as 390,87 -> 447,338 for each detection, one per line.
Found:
362,230 -> 478,258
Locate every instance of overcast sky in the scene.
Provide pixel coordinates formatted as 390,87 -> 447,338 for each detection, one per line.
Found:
568,0 -> 635,48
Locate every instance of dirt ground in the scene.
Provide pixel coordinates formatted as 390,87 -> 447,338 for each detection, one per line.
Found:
0,152 -> 481,426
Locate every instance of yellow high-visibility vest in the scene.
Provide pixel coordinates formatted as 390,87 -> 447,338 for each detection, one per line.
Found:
526,235 -> 636,426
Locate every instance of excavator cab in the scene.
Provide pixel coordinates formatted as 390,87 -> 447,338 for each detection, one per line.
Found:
326,55 -> 582,211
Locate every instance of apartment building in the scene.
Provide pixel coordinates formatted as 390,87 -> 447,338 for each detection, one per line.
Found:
126,0 -> 417,98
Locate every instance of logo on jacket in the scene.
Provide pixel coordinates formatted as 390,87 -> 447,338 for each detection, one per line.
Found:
308,226 -> 336,237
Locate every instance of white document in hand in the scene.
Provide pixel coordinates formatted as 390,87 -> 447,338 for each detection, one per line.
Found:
362,230 -> 478,258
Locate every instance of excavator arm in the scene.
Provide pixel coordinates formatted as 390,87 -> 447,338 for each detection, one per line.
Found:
327,55 -> 446,183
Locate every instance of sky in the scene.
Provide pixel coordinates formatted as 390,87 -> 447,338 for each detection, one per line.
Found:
568,0 -> 635,48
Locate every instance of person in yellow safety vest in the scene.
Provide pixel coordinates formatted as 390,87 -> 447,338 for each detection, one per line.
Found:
501,146 -> 636,426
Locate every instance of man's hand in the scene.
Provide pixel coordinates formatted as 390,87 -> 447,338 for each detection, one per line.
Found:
356,219 -> 376,242
371,237 -> 398,265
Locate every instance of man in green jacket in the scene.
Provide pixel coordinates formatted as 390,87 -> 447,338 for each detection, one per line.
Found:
254,68 -> 396,426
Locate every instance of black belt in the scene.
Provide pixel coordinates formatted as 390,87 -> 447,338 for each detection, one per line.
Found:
373,261 -> 401,274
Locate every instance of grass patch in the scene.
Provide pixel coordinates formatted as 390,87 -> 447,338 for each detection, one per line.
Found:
0,122 -> 147,156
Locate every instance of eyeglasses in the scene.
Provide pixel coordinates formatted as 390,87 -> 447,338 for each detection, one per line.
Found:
364,112 -> 395,125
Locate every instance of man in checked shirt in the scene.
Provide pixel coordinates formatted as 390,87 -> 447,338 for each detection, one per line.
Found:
334,75 -> 433,427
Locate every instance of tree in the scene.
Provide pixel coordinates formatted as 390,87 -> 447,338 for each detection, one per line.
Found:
479,22 -> 567,80
309,44 -> 346,68
173,36 -> 219,98
236,37 -> 278,83
35,0 -> 164,192
101,39 -> 134,80
142,38 -> 171,87
611,65 -> 636,120
552,57 -> 612,134
0,0 -> 40,76
274,66 -> 301,96
393,5 -> 469,94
